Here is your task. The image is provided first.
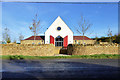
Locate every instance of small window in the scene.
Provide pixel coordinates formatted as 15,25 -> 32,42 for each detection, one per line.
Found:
32,43 -> 35,44
42,40 -> 44,44
38,43 -> 41,44
75,40 -> 77,42
57,27 -> 61,31
75,40 -> 77,44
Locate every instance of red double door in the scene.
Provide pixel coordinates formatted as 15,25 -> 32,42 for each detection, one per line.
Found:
50,35 -> 68,47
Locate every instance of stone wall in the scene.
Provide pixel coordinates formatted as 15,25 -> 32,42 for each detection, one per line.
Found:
54,47 -> 62,54
100,42 -> 109,45
73,40 -> 96,44
1,44 -> 119,56
1,44 -> 55,56
67,44 -> 119,55
21,40 -> 44,44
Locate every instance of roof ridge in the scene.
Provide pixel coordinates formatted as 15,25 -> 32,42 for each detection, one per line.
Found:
24,36 -> 45,40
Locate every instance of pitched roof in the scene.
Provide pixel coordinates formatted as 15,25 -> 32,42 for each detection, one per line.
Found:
45,16 -> 73,34
25,36 -> 45,40
25,36 -> 92,40
73,36 -> 92,40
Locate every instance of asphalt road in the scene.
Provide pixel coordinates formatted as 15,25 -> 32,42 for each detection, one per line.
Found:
1,59 -> 120,79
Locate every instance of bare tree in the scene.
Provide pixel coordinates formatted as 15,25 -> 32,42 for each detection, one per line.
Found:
76,15 -> 92,45
19,33 -> 24,43
94,33 -> 99,44
3,27 -> 11,43
13,38 -> 16,43
29,14 -> 40,43
107,28 -> 112,44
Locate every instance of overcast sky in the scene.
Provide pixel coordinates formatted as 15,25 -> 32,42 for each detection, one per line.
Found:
1,2 -> 118,42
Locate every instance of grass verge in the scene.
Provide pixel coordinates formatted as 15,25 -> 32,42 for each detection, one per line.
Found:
0,54 -> 120,60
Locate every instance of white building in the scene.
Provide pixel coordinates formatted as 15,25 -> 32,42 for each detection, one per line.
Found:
22,16 -> 95,47
45,16 -> 73,47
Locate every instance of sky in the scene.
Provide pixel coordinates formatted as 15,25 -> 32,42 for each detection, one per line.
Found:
1,0 -> 120,2
1,2 -> 118,42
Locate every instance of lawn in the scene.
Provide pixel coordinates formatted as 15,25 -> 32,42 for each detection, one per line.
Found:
0,54 -> 120,60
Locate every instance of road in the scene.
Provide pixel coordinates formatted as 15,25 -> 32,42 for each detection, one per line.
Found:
1,59 -> 120,79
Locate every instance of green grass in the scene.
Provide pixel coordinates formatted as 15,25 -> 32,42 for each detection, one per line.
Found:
0,54 -> 120,60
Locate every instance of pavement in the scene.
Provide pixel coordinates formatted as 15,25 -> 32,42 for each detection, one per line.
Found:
1,59 -> 120,79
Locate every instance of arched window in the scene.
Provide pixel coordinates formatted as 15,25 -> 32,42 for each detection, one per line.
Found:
55,36 -> 63,46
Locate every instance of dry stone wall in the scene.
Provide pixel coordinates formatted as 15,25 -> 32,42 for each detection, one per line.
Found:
67,44 -> 119,55
21,40 -> 44,44
1,44 -> 119,56
1,44 -> 55,56
73,40 -> 96,44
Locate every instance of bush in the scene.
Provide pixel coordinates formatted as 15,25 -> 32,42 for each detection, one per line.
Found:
9,55 -> 24,60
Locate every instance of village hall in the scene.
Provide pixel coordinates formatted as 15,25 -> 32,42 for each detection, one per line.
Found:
21,16 -> 95,47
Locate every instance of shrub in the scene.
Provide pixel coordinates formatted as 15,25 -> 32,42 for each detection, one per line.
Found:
9,55 -> 24,60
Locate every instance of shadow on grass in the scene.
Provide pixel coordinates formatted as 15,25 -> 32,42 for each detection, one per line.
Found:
2,59 -> 120,80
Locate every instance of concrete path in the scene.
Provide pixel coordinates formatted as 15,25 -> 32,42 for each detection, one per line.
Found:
54,54 -> 70,56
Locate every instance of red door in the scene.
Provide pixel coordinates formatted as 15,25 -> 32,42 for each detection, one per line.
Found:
50,35 -> 54,44
63,36 -> 68,48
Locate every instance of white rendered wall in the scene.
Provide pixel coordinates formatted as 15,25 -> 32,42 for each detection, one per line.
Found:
45,16 -> 73,44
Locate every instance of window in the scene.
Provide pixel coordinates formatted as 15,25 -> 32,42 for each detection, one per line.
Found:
42,40 -> 44,44
57,27 -> 61,31
55,36 -> 63,46
75,40 -> 77,44
38,43 -> 41,44
32,43 -> 35,44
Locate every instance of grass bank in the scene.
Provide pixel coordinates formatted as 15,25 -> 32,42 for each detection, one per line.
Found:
0,54 -> 120,60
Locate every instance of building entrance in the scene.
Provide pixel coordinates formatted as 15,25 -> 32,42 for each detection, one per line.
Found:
55,36 -> 63,46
